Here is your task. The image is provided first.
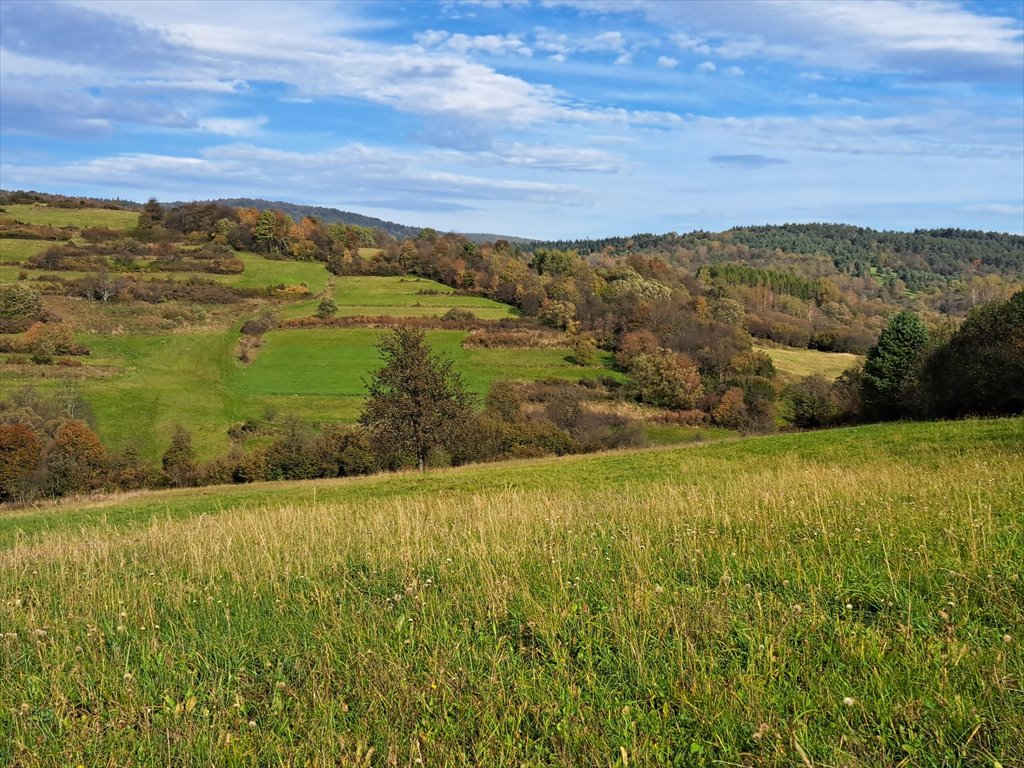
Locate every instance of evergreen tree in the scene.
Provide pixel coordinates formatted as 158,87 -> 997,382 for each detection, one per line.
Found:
360,327 -> 473,472
862,311 -> 930,421
162,426 -> 197,487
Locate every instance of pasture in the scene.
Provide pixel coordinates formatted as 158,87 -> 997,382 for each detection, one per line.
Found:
0,239 -> 51,262
755,343 -> 862,381
0,323 -> 624,460
282,276 -> 519,320
1,204 -> 139,230
1,418 -> 1021,766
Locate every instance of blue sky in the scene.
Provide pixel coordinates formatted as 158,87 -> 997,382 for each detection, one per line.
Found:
1,0 -> 1022,238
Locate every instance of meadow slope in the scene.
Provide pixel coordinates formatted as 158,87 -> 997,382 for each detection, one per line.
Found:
2,420 -> 1022,766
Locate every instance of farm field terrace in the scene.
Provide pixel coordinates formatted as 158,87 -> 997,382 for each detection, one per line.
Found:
1,418 -> 1021,766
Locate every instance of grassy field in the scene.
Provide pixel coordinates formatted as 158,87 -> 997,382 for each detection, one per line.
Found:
1,204 -> 139,230
0,324 -> 623,460
1,418 -> 1021,766
208,252 -> 331,293
281,276 -> 519,320
0,239 -> 51,262
755,343 -> 862,381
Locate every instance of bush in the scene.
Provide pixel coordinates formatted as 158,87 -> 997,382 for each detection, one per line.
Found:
316,297 -> 339,319
628,349 -> 704,410
0,284 -> 43,332
441,308 -> 476,322
786,375 -> 837,428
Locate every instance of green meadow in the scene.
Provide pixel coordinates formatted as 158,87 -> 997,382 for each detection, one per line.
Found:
1,204 -> 139,230
281,275 -> 519,320
0,324 -> 623,461
0,239 -> 51,262
2,418 -> 1021,766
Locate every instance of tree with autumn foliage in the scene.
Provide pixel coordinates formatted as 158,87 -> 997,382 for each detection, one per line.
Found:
45,420 -> 106,496
0,423 -> 42,502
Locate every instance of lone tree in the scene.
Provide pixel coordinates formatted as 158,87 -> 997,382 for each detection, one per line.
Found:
360,327 -> 472,471
862,311 -> 930,421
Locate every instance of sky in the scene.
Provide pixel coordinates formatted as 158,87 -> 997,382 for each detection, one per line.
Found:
1,0 -> 1022,239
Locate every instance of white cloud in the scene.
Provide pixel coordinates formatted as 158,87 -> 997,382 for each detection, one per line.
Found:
963,203 -> 1024,218
197,116 -> 268,137
724,66 -> 744,77
11,5 -> 676,139
656,56 -> 678,69
554,0 -> 1024,79
669,32 -> 711,56
614,52 -> 633,66
580,31 -> 626,52
415,30 -> 533,56
686,113 -> 1023,159
696,61 -> 716,73
0,142 -> 594,207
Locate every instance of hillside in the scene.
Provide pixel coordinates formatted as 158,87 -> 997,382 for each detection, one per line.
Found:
529,223 -> 1024,293
2,418 -> 1022,765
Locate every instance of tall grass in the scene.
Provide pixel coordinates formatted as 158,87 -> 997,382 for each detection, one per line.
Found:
1,419 -> 1022,766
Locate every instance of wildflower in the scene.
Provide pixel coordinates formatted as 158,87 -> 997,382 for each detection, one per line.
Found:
654,585 -> 664,594
1003,634 -> 1013,644
248,720 -> 257,729
33,628 -> 46,638
276,681 -> 286,690
20,703 -> 29,714
843,696 -> 855,707
939,610 -> 949,621
792,604 -> 803,614
845,603 -> 853,611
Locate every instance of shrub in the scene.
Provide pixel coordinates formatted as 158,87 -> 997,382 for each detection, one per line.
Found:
162,426 -> 198,487
0,423 -> 42,502
712,387 -> 748,429
316,297 -> 339,319
441,308 -> 476,322
628,349 -> 704,410
0,284 -> 42,332
45,420 -> 106,496
786,375 -> 837,428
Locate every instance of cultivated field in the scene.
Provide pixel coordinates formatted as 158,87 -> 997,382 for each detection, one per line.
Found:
2,418 -> 1021,766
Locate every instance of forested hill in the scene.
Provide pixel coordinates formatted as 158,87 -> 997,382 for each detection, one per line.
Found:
177,198 -> 424,240
179,199 -> 530,244
527,224 -> 1024,290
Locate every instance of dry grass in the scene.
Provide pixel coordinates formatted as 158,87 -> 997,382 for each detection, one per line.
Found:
755,343 -> 862,381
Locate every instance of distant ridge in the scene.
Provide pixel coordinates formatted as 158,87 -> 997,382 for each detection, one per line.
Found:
171,198 -> 533,244
170,198 -> 423,240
